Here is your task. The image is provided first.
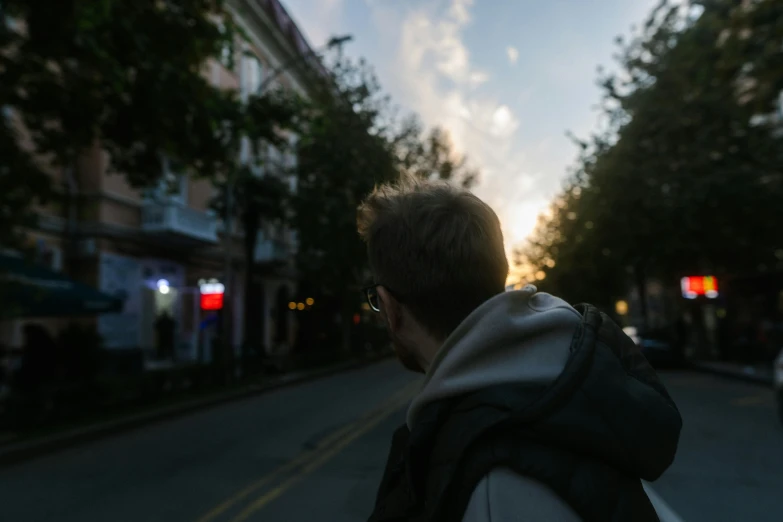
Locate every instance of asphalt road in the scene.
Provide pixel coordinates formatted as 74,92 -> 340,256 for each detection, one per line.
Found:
0,359 -> 781,522
649,371 -> 783,522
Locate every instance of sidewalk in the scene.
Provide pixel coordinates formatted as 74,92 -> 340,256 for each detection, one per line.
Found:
0,351 -> 393,469
689,360 -> 774,386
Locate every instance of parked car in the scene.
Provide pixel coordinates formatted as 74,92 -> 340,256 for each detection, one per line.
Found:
622,326 -> 684,369
775,348 -> 783,426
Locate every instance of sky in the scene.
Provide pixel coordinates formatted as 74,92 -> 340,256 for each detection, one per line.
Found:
282,0 -> 659,256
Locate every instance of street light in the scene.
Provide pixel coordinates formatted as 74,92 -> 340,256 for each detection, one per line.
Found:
326,35 -> 353,48
157,279 -> 170,295
221,34 -> 352,359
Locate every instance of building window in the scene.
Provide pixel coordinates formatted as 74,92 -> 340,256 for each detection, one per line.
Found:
167,159 -> 188,205
146,156 -> 188,204
35,241 -> 62,272
286,133 -> 299,170
244,55 -> 263,96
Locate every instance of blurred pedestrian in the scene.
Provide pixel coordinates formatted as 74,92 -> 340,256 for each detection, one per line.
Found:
154,311 -> 176,360
358,177 -> 682,522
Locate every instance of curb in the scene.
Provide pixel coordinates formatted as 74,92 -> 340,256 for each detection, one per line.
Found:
0,352 -> 393,469
688,362 -> 774,387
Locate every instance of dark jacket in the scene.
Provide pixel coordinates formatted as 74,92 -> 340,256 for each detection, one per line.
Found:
368,290 -> 682,522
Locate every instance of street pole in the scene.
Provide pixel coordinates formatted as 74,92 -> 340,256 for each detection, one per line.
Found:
220,35 -> 352,378
222,170 -> 235,381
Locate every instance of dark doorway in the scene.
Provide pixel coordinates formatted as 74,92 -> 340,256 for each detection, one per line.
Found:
245,280 -> 265,352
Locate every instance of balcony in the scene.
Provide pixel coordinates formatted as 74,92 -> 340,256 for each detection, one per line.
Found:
254,238 -> 290,264
141,202 -> 219,244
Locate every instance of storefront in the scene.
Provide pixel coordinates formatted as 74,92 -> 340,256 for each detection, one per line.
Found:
98,252 -> 202,363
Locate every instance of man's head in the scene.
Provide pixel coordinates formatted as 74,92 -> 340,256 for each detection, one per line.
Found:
357,177 -> 508,373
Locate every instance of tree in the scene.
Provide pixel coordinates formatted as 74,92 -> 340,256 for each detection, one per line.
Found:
516,0 -> 783,322
293,54 -> 400,353
236,172 -> 289,346
0,7 -> 53,248
0,0 -> 242,256
0,112 -> 52,249
394,116 -> 479,189
210,89 -> 301,352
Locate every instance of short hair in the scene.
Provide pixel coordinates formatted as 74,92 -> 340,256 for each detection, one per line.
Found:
357,176 -> 508,339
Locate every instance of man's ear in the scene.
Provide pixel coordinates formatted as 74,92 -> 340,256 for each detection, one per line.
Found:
377,286 -> 402,331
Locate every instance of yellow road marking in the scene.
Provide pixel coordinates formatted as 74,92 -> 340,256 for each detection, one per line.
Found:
730,394 -> 770,407
230,387 -> 417,522
196,380 -> 420,522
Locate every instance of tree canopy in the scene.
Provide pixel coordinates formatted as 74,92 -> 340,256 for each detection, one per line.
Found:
516,0 -> 783,312
0,0 -> 242,248
394,116 -> 479,189
293,55 -> 400,297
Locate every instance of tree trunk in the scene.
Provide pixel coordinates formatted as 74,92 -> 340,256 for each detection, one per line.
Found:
221,187 -> 235,384
61,163 -> 79,277
241,210 -> 264,361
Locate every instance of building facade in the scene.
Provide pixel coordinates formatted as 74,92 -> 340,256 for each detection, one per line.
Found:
2,0 -> 318,365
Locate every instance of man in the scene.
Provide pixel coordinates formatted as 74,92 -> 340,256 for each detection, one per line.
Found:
154,311 -> 176,360
358,178 -> 682,522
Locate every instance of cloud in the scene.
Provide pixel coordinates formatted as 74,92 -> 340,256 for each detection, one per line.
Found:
286,0 -> 544,252
384,0 -> 536,251
469,71 -> 489,86
398,6 -> 477,84
506,46 -> 519,64
449,0 -> 473,24
490,105 -> 518,137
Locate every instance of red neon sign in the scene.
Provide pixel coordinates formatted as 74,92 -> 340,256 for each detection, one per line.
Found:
201,292 -> 224,311
681,276 -> 719,299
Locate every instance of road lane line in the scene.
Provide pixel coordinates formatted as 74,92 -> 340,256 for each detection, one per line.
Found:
643,483 -> 685,522
194,423 -> 356,522
229,386 -> 418,522
730,394 -> 770,407
195,380 -> 420,522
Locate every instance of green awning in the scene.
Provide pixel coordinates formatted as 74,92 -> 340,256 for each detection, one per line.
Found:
0,254 -> 124,318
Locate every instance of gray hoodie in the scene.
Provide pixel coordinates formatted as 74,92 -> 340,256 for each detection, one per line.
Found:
407,285 -> 583,521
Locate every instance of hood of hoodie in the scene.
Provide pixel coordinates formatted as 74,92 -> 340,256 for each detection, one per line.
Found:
406,286 -> 682,482
407,285 -> 581,429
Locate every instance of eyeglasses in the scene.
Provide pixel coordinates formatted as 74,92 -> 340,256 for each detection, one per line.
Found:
363,284 -> 383,312
364,283 -> 404,313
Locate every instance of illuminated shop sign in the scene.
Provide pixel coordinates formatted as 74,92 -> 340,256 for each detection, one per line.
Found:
681,276 -> 719,299
200,280 -> 225,310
